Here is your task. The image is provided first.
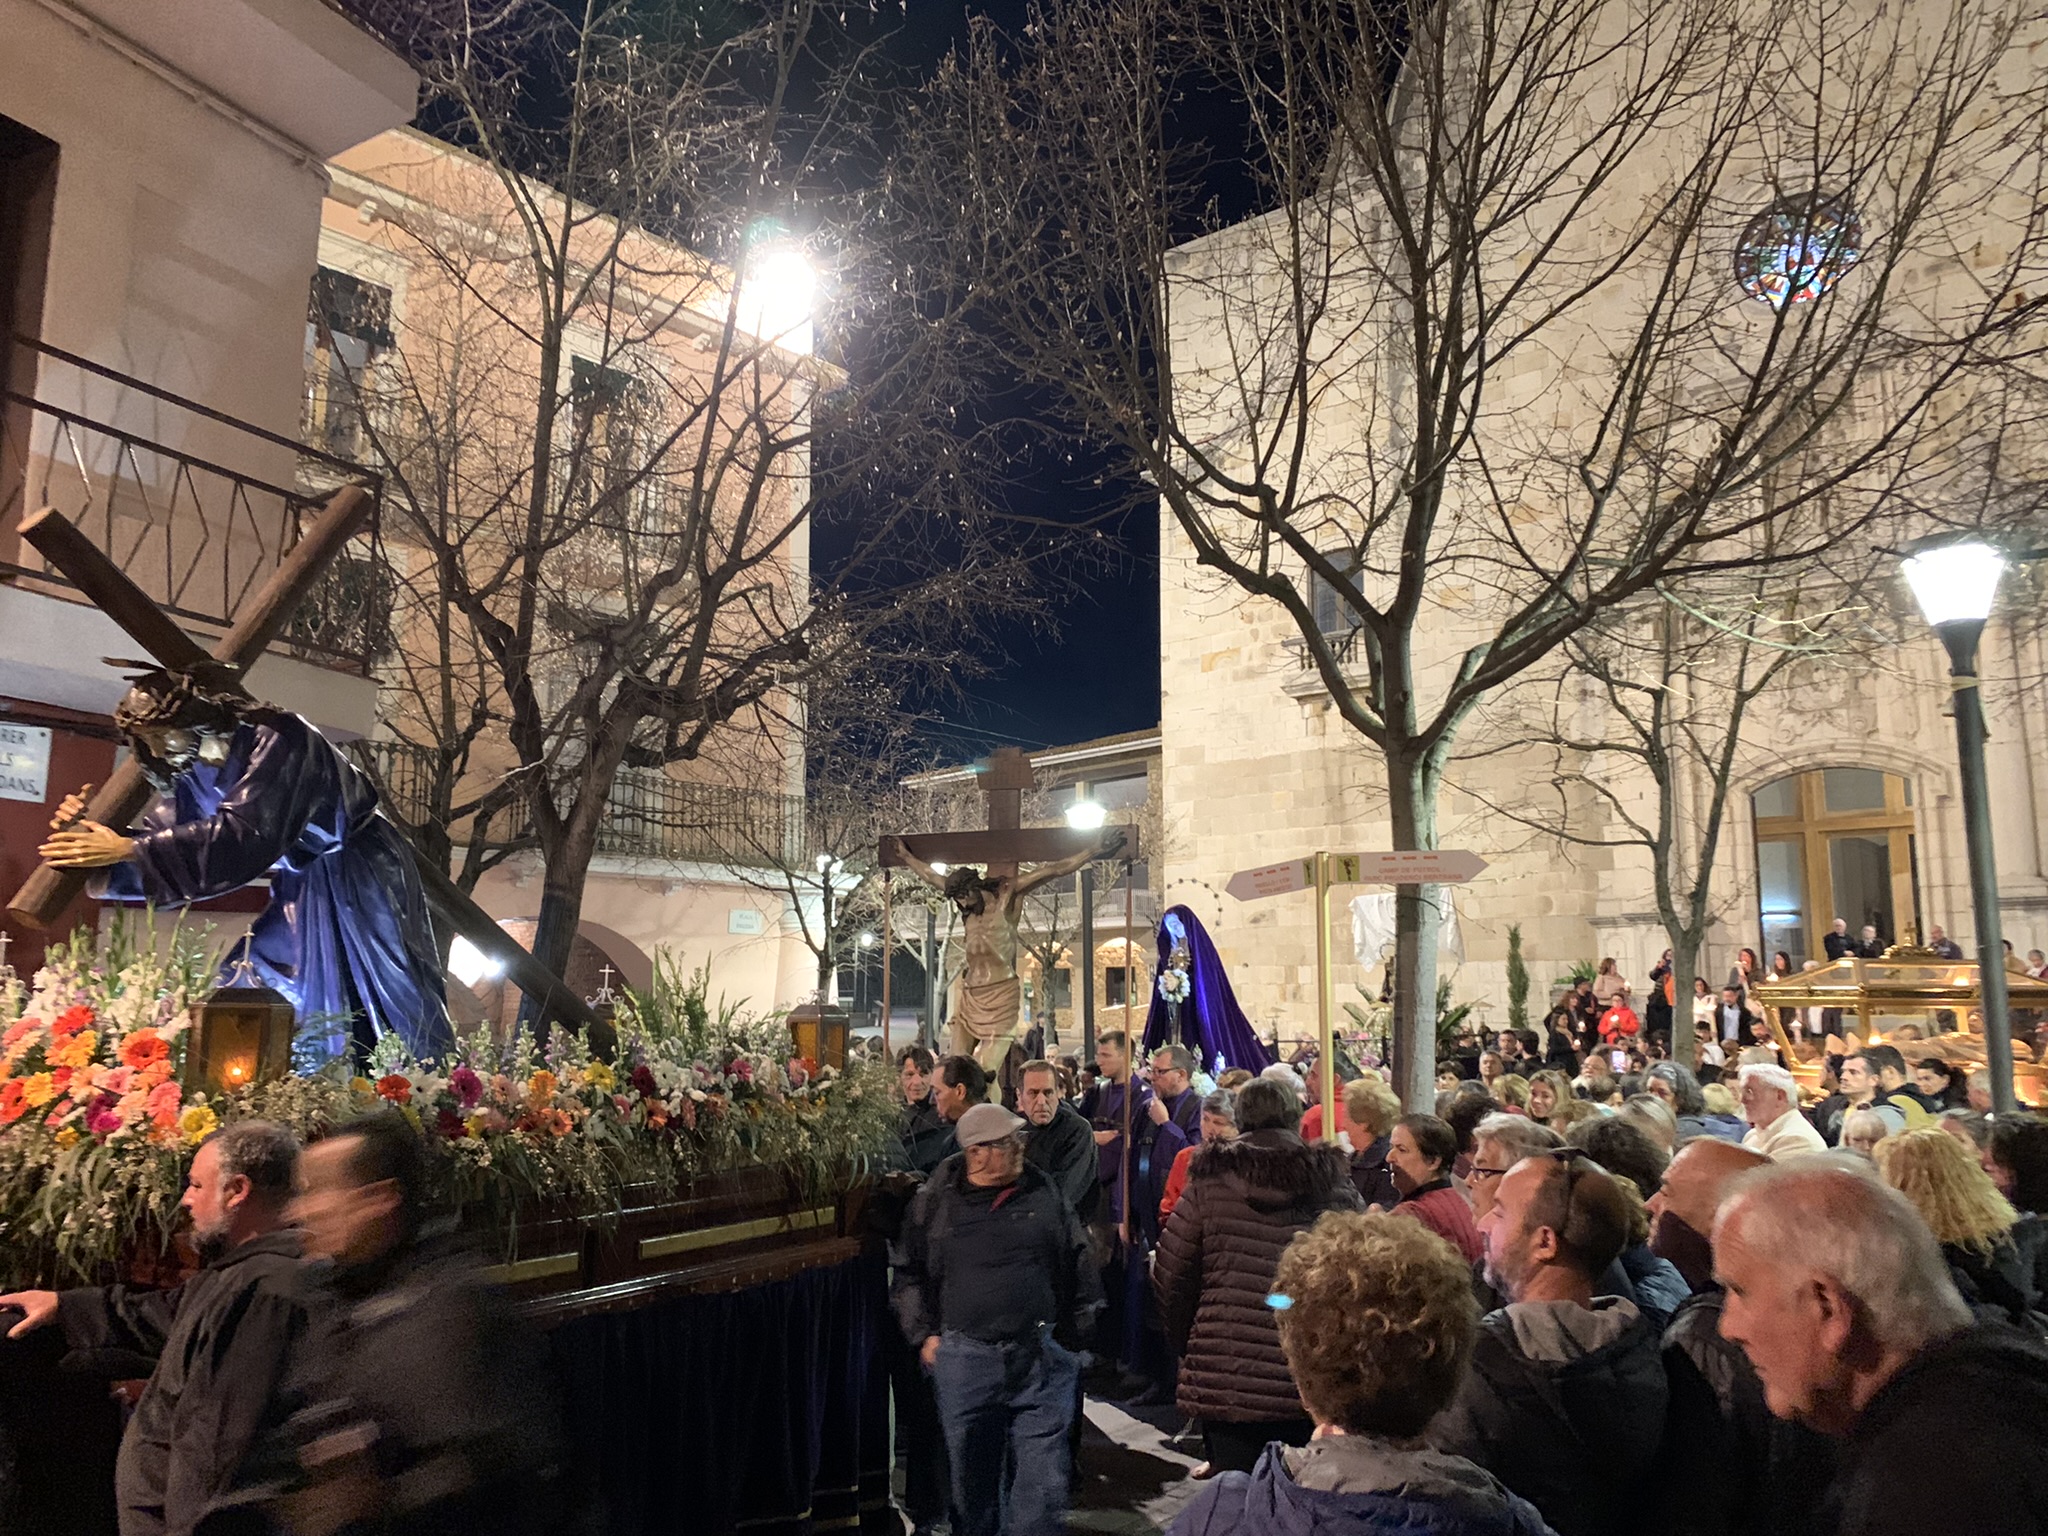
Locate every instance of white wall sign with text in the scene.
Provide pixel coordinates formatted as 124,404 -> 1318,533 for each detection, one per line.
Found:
0,725 -> 52,803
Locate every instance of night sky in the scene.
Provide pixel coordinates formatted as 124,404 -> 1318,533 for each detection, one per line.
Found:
870,2 -> 1162,758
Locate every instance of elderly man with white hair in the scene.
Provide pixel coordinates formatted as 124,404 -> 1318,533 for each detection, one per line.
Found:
1737,1063 -> 1826,1160
1714,1158 -> 2048,1535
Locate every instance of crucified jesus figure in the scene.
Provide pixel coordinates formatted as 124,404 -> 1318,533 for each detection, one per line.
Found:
892,831 -> 1125,1071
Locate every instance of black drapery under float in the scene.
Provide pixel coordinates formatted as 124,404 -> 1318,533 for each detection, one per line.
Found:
547,1249 -> 895,1536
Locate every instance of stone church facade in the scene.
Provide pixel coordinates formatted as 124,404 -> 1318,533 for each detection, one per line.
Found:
1152,2 -> 2048,1047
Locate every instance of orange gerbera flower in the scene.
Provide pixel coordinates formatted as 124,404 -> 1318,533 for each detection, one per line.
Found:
119,1031 -> 169,1069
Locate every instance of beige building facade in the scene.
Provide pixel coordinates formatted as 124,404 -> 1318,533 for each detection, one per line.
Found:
303,129 -> 822,1016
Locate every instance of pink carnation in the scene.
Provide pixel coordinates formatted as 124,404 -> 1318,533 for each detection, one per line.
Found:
86,1094 -> 123,1136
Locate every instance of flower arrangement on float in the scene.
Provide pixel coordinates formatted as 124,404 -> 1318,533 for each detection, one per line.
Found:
0,927 -> 894,1287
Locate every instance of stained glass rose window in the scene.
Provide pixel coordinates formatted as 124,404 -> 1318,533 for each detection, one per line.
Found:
1734,193 -> 1862,308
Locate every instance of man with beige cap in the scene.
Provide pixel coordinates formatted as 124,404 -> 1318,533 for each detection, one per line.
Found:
892,1101 -> 1103,1536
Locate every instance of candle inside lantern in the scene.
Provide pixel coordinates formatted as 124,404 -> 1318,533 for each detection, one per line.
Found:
223,1056 -> 253,1086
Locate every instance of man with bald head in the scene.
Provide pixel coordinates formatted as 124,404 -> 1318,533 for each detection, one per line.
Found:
1649,1140 -> 1833,1536
1715,1159 -> 2048,1535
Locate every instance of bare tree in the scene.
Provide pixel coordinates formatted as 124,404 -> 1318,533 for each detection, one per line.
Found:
889,0 -> 2048,1103
1466,558 -> 1890,1029
322,0 -> 1038,1017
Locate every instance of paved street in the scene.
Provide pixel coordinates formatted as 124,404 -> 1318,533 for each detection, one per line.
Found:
1069,1395 -> 1204,1535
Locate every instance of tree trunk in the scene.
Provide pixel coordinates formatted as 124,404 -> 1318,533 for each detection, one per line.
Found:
524,820 -> 598,1037
1387,745 -> 1444,1111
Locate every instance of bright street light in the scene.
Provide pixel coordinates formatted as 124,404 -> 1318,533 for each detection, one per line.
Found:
448,935 -> 503,989
858,931 -> 876,949
1065,798 -> 1107,831
1902,539 -> 2005,627
1902,535 -> 2015,1112
737,246 -> 816,352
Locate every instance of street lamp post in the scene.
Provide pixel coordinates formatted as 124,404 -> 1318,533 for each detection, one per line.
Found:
1067,795 -> 1106,1059
1902,539 -> 2016,1114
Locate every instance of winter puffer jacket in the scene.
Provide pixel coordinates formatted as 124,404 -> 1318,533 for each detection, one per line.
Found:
1427,1298 -> 1667,1536
1171,1436 -> 1557,1536
1154,1128 -> 1365,1422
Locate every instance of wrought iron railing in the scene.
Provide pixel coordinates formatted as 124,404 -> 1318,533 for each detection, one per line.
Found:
0,335 -> 386,675
352,738 -> 805,870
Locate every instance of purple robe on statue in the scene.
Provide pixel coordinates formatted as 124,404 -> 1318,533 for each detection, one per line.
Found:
92,709 -> 451,1063
1141,906 -> 1272,1074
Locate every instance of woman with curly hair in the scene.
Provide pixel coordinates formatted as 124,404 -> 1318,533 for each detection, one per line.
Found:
1876,1126 -> 2048,1328
1169,1212 -> 1551,1535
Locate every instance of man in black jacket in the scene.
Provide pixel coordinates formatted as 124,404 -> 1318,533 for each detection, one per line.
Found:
1020,1058 -> 1098,1221
1716,1158 -> 2048,1536
1429,1150 -> 1666,1536
1648,1139 -> 1834,1536
1,1120 -> 312,1536
893,1103 -> 1103,1536
896,1045 -> 956,1174
243,1112 -> 565,1536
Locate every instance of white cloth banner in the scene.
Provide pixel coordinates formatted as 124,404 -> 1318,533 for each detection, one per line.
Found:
1350,890 -> 1464,967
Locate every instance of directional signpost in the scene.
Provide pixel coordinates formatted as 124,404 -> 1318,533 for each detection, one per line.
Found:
1229,848 -> 1489,1138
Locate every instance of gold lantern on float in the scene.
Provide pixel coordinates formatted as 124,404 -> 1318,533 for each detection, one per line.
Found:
787,1002 -> 850,1072
183,942 -> 295,1095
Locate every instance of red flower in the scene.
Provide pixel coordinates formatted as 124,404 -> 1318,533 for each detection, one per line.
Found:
51,1006 -> 95,1039
630,1064 -> 660,1099
374,1073 -> 412,1105
434,1107 -> 468,1139
449,1066 -> 483,1109
0,1080 -> 24,1125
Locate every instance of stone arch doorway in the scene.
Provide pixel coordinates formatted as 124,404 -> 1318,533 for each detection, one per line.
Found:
1751,766 -> 1920,965
452,919 -> 654,1043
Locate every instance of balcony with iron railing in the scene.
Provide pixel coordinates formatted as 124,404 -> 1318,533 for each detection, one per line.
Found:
354,737 -> 807,871
1,335 -> 388,676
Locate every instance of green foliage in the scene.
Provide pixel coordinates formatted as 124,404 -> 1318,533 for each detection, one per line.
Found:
1436,978 -> 1473,1051
1554,959 -> 1597,989
1506,926 -> 1531,1033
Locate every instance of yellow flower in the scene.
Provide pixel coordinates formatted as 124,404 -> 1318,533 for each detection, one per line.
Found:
54,1126 -> 80,1149
350,1076 -> 376,1097
527,1069 -> 558,1103
465,1112 -> 490,1138
52,1031 -> 98,1070
20,1073 -> 55,1108
179,1104 -> 219,1145
583,1062 -> 615,1092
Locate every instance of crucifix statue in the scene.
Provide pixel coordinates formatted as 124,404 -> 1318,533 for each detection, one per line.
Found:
5,494 -> 601,1057
880,747 -> 1132,1074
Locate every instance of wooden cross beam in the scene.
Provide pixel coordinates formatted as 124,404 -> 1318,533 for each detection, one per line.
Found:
878,746 -> 1141,872
4,496 -> 600,1036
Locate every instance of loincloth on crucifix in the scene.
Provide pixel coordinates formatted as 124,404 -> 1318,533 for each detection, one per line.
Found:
951,973 -> 1026,1068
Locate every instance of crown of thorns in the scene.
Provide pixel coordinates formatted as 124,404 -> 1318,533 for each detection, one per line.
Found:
106,659 -> 250,736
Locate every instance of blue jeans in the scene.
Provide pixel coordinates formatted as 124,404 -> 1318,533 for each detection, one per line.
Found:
929,1327 -> 1081,1536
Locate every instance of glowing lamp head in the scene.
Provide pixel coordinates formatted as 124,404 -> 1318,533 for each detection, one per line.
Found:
448,935 -> 502,990
1903,539 -> 2006,629
1065,798 -> 1107,831
858,931 -> 877,949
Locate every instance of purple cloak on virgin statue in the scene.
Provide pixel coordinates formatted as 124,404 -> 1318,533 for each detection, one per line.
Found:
1140,905 -> 1271,1074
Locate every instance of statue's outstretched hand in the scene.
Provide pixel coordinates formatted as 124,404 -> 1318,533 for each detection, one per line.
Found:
1102,828 -> 1130,858
39,820 -> 135,868
48,785 -> 92,831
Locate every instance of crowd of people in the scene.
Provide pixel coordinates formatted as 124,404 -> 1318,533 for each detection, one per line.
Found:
0,1114 -> 565,1536
885,978 -> 2048,1536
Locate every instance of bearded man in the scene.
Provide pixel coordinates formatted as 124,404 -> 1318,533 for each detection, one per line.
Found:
0,1122 -> 313,1536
